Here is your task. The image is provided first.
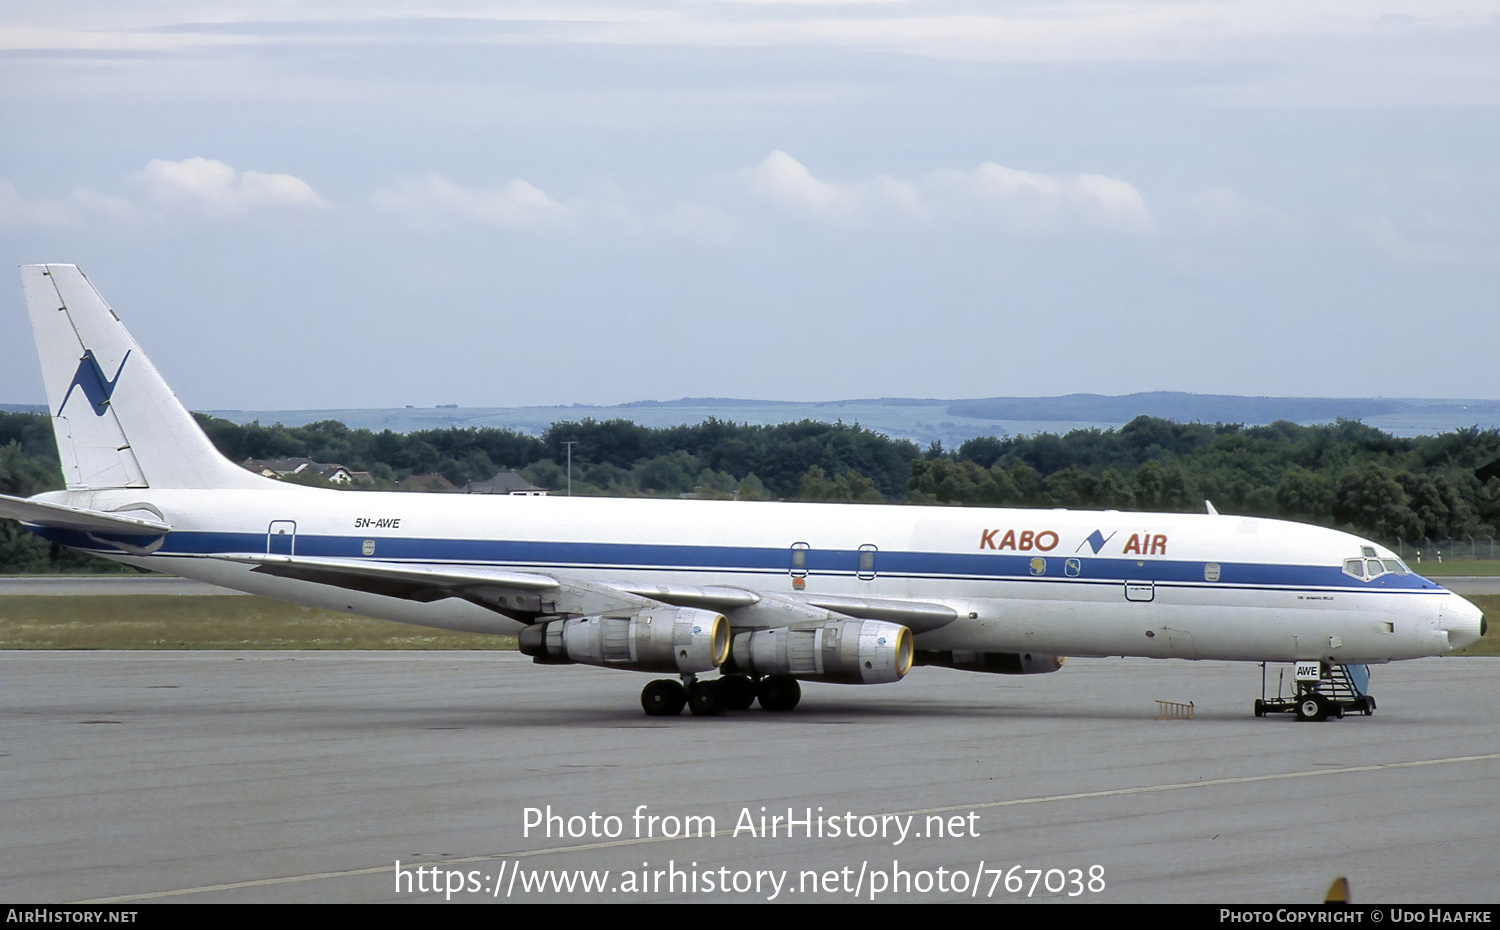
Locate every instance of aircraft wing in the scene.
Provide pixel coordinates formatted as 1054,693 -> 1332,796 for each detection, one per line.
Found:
799,594 -> 958,633
202,553 -> 586,614
0,492 -> 171,535
197,553 -> 956,632
220,553 -> 559,594
611,584 -> 955,631
204,553 -> 735,621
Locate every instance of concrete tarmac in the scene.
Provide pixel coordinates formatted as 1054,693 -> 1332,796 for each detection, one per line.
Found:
1,652 -> 1496,904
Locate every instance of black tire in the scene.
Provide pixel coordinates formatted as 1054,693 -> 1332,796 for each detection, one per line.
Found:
1296,695 -> 1327,722
1253,699 -> 1265,718
642,679 -> 686,717
717,675 -> 758,711
758,675 -> 802,712
688,680 -> 722,717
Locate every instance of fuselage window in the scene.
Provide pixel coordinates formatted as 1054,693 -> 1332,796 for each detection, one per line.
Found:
858,544 -> 877,580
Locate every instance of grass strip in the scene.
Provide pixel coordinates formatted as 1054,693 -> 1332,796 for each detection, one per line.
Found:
0,595 -> 516,650
1406,560 -> 1500,576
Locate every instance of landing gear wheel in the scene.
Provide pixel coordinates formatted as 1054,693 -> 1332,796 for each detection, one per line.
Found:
757,675 -> 802,712
688,680 -> 722,716
717,675 -> 758,711
642,679 -> 686,716
1253,699 -> 1265,718
1296,694 -> 1328,722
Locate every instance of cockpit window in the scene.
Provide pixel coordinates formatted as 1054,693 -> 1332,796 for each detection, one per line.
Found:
1361,546 -> 1377,558
1345,556 -> 1407,580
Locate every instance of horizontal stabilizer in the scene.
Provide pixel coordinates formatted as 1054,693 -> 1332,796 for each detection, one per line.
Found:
0,492 -> 170,535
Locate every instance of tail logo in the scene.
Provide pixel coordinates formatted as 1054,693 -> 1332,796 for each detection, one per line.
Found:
58,349 -> 130,417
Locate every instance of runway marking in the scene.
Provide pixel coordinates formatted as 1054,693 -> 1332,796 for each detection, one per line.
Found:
882,751 -> 1500,820
75,750 -> 1500,903
74,834 -> 692,904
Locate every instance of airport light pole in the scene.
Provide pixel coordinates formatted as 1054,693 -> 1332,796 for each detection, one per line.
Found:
562,441 -> 577,497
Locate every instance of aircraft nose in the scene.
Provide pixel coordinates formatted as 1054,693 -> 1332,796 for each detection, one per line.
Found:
1439,593 -> 1485,650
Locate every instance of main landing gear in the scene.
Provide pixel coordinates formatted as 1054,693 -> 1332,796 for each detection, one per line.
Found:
639,674 -> 802,717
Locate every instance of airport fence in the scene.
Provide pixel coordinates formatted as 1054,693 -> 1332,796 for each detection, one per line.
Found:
1387,536 -> 1499,564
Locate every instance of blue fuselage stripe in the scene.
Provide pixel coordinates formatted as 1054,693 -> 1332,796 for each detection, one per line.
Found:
32,527 -> 1441,595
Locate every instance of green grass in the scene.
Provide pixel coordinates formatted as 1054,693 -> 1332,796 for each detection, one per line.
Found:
1406,560 -> 1500,576
0,596 -> 517,650
1452,594 -> 1500,656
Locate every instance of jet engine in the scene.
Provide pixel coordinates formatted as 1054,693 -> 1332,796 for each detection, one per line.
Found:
726,618 -> 912,684
913,650 -> 1064,674
518,607 -> 729,674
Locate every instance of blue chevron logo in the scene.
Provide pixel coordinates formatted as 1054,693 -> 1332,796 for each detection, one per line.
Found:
1076,529 -> 1116,555
58,348 -> 130,418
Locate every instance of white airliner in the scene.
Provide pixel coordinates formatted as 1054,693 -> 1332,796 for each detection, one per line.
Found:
1,265 -> 1485,719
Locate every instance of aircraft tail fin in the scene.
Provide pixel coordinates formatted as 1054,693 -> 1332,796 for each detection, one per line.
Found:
20,264 -> 269,491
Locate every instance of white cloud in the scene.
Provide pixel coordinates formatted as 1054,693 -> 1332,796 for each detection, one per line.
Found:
4,3 -> 1494,67
932,162 -> 1154,233
129,157 -> 327,218
1181,186 -> 1293,233
743,150 -> 842,211
742,152 -> 1152,234
0,180 -> 138,230
742,151 -> 921,223
372,174 -> 735,240
372,174 -> 573,232
0,159 -> 327,230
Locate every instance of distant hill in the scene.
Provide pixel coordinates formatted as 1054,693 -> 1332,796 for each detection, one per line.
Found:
943,392 -> 1500,424
8,393 -> 1500,448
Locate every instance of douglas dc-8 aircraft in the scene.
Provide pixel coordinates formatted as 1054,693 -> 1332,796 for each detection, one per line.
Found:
1,265 -> 1486,718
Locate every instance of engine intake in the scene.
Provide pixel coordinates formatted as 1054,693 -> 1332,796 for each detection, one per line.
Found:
727,619 -> 912,684
518,607 -> 729,674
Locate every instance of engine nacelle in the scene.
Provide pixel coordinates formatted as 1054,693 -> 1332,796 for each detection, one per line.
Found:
518,607 -> 729,674
913,650 -> 1065,674
727,619 -> 912,684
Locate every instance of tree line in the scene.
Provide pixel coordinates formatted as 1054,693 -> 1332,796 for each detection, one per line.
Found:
913,417 -> 1500,545
3,409 -> 1499,573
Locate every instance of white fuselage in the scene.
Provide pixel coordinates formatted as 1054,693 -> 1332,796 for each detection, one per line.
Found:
42,485 -> 1484,665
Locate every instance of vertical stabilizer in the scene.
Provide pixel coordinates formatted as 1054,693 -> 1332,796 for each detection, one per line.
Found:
21,264 -> 270,491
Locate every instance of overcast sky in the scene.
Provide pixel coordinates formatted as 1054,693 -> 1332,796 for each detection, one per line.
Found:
1,2 -> 1496,410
